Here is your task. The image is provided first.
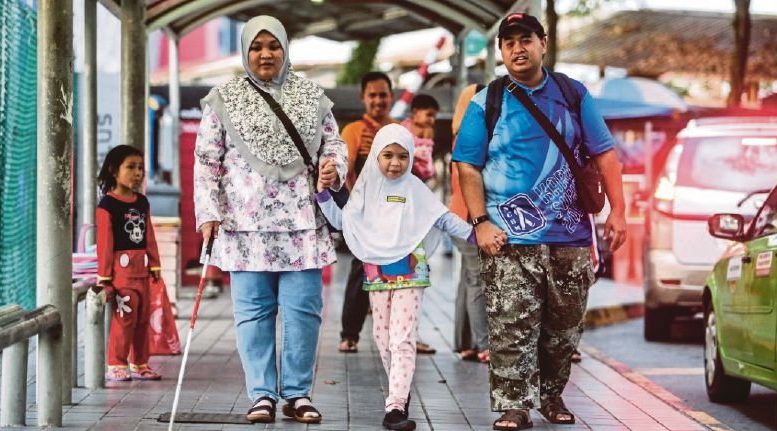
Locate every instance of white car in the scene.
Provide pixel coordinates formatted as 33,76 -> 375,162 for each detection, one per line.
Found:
643,117 -> 777,341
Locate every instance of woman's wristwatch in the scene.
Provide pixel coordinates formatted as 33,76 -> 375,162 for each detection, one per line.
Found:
469,214 -> 490,227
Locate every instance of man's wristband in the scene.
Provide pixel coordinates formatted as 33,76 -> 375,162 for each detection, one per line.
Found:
469,214 -> 490,227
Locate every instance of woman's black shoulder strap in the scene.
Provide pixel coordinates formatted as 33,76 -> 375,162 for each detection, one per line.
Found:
244,77 -> 313,167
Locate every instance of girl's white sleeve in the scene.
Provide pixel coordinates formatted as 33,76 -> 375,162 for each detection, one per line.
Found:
434,212 -> 473,240
315,190 -> 343,230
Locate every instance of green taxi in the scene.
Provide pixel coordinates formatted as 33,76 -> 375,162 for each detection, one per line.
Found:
704,185 -> 777,402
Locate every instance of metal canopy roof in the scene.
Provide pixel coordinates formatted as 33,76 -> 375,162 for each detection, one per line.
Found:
99,0 -> 528,40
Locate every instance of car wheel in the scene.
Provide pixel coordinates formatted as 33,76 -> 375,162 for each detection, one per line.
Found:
704,302 -> 750,403
643,306 -> 672,341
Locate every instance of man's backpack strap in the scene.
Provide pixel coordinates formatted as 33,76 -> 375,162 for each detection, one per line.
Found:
484,78 -> 504,143
483,72 -> 582,146
549,71 -> 581,119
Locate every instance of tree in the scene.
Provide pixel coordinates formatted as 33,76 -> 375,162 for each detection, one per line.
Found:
727,0 -> 751,107
336,39 -> 381,86
544,0 -> 614,72
545,0 -> 558,71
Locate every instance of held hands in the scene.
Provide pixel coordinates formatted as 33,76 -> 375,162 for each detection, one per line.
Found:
603,209 -> 627,252
475,221 -> 507,256
92,283 -> 116,305
317,159 -> 337,192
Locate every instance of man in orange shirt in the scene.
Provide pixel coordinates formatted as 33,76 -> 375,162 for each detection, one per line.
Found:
338,72 -> 437,355
341,72 -> 397,190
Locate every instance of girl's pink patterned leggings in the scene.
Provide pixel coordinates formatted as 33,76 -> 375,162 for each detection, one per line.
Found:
369,287 -> 423,412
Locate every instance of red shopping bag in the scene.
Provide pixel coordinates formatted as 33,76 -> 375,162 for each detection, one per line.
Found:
148,277 -> 181,355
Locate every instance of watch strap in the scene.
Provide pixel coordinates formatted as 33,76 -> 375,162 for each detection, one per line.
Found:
470,214 -> 489,226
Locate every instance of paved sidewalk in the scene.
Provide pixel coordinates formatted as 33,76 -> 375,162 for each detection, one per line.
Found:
13,252 -> 701,430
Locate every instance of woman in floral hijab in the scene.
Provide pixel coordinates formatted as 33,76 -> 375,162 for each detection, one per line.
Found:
193,15 -> 346,424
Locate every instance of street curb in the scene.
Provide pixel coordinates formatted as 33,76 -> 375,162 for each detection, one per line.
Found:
580,344 -> 734,431
584,303 -> 644,329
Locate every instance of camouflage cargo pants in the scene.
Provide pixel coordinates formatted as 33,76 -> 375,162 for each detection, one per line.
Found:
481,244 -> 594,411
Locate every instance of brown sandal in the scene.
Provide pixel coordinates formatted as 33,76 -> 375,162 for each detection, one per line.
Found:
338,339 -> 358,353
458,349 -> 479,361
282,397 -> 322,424
416,341 -> 436,354
538,398 -> 575,424
493,408 -> 533,430
246,396 -> 275,423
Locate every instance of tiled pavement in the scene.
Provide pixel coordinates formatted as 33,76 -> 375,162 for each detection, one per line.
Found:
10,251 -> 705,430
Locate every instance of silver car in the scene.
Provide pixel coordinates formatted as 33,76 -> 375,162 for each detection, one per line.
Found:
643,117 -> 777,341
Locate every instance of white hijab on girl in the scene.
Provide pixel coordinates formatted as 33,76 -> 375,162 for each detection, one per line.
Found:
342,124 -> 448,265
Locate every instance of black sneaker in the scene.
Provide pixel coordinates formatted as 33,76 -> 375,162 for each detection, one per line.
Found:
382,409 -> 416,430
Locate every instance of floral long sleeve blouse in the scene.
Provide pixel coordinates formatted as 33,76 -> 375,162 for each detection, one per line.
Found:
194,103 -> 347,272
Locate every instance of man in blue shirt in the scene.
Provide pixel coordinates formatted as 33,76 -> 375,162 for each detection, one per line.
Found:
453,13 -> 626,430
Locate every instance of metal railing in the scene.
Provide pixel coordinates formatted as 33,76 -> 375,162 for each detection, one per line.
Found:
0,304 -> 63,427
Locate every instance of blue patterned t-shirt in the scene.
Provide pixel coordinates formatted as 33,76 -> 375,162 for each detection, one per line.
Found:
452,70 -> 615,246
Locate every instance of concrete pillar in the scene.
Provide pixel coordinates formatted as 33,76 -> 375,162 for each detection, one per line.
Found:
1,340 -> 29,426
36,0 -> 74,405
121,0 -> 146,151
37,326 -> 63,427
455,31 -> 469,102
105,304 -> 112,351
85,289 -> 106,389
167,29 -> 181,188
528,0 -> 542,16
82,0 -> 98,246
485,39 -> 496,84
145,41 -> 152,179
71,294 -> 79,388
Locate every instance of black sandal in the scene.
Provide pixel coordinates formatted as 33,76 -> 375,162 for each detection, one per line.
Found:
538,397 -> 575,424
282,397 -> 322,424
246,396 -> 276,423
493,408 -> 533,430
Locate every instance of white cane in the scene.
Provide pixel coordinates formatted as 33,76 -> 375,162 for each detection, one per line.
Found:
168,236 -> 214,430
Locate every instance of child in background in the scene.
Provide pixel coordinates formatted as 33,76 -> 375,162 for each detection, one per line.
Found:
95,145 -> 162,382
316,124 -> 478,430
401,94 -> 439,183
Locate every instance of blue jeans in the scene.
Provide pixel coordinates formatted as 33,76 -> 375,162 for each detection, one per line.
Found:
230,269 -> 323,403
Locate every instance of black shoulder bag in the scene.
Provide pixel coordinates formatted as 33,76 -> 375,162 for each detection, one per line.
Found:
503,76 -> 605,214
245,78 -> 349,208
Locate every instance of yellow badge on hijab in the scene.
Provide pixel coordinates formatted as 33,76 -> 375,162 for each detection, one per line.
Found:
386,195 -> 406,203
